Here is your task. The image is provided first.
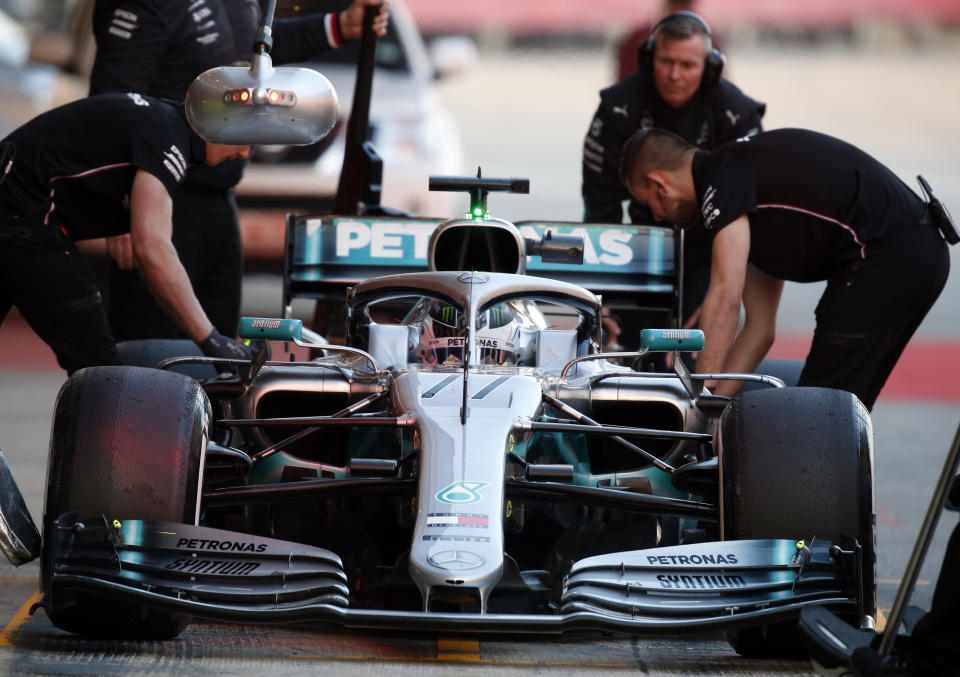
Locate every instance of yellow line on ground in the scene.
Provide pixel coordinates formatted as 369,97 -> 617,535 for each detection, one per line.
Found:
437,636 -> 480,661
437,637 -> 480,653
0,589 -> 40,648
877,579 -> 930,585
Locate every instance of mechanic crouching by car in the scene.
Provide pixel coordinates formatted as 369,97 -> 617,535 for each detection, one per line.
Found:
87,0 -> 390,343
619,127 -> 951,411
581,11 -> 764,346
0,93 -> 257,374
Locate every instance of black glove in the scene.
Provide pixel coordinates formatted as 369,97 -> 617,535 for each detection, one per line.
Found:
198,329 -> 255,360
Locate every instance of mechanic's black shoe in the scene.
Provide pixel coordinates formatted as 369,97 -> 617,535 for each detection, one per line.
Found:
851,646 -> 912,676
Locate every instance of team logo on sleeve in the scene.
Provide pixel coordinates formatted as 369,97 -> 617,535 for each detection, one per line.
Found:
724,109 -> 742,126
126,92 -> 149,107
108,8 -> 138,39
701,185 -> 720,229
583,136 -> 604,174
190,0 -> 221,45
589,116 -> 603,138
163,145 -> 187,181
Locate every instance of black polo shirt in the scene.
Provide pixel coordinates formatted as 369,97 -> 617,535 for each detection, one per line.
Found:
0,92 -> 202,240
691,128 -> 926,282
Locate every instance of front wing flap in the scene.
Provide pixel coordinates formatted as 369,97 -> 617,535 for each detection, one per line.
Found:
44,515 -> 349,615
43,517 -> 859,633
562,539 -> 857,622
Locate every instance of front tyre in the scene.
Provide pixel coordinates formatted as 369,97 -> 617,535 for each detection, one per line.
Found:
41,366 -> 210,638
720,387 -> 876,658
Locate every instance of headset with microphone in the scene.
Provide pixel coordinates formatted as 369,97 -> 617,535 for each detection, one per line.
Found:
638,11 -> 725,89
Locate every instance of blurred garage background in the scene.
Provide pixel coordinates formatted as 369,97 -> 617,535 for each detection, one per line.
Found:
0,0 -> 957,381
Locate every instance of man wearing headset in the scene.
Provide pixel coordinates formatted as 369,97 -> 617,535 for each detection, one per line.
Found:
581,11 -> 764,344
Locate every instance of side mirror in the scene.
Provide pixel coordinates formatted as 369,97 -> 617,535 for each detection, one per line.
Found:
640,328 -> 705,352
524,231 -> 584,265
238,317 -> 303,342
185,52 -> 338,146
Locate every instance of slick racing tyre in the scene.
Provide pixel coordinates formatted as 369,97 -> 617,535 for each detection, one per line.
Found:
42,366 -> 209,639
719,386 -> 876,659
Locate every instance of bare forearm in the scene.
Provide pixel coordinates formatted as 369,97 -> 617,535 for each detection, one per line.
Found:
129,170 -> 214,343
135,240 -> 213,342
697,216 -> 754,390
711,323 -> 773,397
713,265 -> 783,397
697,291 -> 741,377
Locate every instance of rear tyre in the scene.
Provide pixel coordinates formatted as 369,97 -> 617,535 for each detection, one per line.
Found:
42,366 -> 209,639
720,387 -> 875,658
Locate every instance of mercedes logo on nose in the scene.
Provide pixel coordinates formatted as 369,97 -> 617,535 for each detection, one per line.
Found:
458,272 -> 488,284
428,549 -> 485,571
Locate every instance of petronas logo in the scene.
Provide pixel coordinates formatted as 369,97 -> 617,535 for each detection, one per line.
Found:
436,481 -> 487,504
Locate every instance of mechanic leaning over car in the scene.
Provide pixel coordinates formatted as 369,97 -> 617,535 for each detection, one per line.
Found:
581,11 -> 764,342
88,0 -> 390,342
0,93 -> 255,373
619,127 -> 952,411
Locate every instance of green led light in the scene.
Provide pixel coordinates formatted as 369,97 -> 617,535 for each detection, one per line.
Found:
472,207 -> 484,217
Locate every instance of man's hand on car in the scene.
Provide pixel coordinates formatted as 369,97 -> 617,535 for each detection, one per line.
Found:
341,0 -> 391,39
199,328 -> 256,360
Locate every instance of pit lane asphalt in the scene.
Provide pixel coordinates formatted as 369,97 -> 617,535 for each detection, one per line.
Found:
1,42 -> 959,675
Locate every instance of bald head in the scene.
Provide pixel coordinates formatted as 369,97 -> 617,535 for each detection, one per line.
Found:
619,127 -> 697,187
619,128 -> 700,224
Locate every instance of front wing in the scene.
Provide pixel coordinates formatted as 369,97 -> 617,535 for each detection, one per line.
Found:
41,516 -> 860,634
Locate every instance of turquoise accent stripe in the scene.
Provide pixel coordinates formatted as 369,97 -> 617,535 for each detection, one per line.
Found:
640,328 -> 705,352
238,317 -> 303,341
648,228 -> 664,275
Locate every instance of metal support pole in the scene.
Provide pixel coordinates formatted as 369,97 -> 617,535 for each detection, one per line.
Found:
878,420 -> 960,656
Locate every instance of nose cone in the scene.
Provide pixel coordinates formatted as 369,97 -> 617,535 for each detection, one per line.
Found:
397,372 -> 544,612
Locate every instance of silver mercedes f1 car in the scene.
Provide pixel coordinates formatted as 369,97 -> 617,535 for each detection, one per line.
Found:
0,7 -> 875,660
13,170 -> 874,658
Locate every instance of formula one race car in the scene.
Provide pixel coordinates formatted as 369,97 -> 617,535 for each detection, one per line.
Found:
14,166 -> 873,657
0,6 -> 875,660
